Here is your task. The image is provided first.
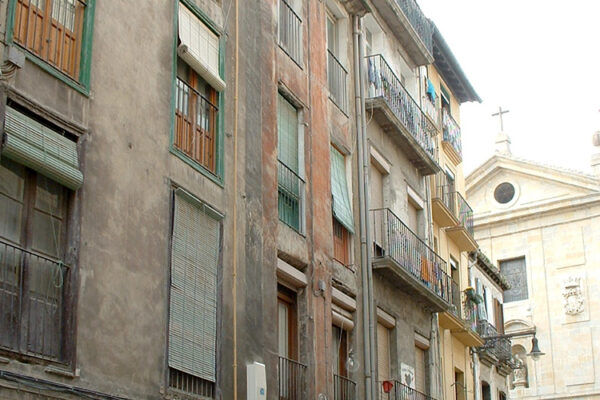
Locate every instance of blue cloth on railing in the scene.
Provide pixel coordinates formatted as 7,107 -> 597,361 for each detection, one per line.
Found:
426,79 -> 436,101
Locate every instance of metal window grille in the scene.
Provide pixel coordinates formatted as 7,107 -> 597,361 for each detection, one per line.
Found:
278,0 -> 302,64
327,50 -> 348,113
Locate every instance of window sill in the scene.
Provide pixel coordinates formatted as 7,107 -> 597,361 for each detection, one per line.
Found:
18,45 -> 90,96
45,365 -> 79,379
170,148 -> 224,188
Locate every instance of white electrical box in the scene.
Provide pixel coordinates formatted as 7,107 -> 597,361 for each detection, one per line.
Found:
247,362 -> 267,400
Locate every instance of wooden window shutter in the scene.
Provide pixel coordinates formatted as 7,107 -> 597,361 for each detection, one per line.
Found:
415,346 -> 426,393
377,322 -> 391,381
330,146 -> 354,233
168,190 -> 221,382
277,94 -> 299,173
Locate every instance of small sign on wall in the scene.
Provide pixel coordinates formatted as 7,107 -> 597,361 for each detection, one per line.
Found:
401,363 -> 415,389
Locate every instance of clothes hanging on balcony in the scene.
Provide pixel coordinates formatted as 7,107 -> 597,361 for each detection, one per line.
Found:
426,79 -> 436,101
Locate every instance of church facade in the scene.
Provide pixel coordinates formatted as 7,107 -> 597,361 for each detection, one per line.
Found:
466,134 -> 600,400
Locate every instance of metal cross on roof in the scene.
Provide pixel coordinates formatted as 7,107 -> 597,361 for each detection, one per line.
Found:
492,106 -> 510,131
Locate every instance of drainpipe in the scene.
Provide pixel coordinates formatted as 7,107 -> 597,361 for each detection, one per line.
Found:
353,14 -> 374,400
232,0 -> 239,398
468,255 -> 480,400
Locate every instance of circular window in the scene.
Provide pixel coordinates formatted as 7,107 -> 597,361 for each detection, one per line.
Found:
494,182 -> 515,204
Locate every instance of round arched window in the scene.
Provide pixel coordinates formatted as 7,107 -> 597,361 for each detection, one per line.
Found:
494,182 -> 515,204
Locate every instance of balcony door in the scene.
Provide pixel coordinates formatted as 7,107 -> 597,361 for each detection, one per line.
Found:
370,161 -> 384,255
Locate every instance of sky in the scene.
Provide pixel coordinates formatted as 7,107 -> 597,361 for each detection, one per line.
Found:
416,0 -> 600,175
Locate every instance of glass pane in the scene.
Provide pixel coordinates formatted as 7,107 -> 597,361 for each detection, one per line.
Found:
0,159 -> 25,243
35,175 -> 64,217
32,212 -> 62,258
0,242 -> 21,350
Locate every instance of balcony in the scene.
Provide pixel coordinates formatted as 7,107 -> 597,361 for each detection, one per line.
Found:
476,320 -> 515,371
278,160 -> 304,233
438,282 -> 483,347
370,208 -> 451,312
0,239 -> 68,361
279,0 -> 303,65
379,381 -> 434,400
368,0 -> 433,65
421,94 -> 438,127
334,374 -> 357,400
328,50 -> 348,113
366,55 -> 439,176
279,356 -> 307,400
431,172 -> 458,228
445,192 -> 477,252
442,109 -> 462,164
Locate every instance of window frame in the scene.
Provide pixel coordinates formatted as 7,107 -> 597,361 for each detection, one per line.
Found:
0,157 -> 76,366
170,0 -> 226,186
6,0 -> 96,95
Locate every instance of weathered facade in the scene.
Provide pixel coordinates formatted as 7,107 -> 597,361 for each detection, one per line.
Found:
0,1 -> 486,400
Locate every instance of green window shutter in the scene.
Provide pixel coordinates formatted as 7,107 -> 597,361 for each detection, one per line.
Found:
1,107 -> 83,190
330,146 -> 354,233
169,190 -> 221,382
277,94 -> 298,172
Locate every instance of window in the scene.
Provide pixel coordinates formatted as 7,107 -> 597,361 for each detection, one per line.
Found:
0,158 -> 70,361
500,257 -> 528,302
330,146 -> 353,265
278,0 -> 302,64
377,322 -> 391,382
326,8 -> 347,112
278,284 -> 306,399
414,345 -> 427,393
173,2 -> 225,179
278,93 -> 304,232
168,189 -> 221,398
481,381 -> 491,400
11,0 -> 93,86
0,106 -> 82,363
494,182 -> 515,204
454,369 -> 465,400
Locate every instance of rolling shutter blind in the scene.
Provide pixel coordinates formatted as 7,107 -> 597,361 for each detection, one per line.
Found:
277,94 -> 299,172
415,346 -> 426,392
330,146 -> 354,233
169,191 -> 221,382
377,323 -> 391,381
177,3 -> 225,91
1,107 -> 83,190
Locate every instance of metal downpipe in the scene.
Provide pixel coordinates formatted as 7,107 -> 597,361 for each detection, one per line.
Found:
352,14 -> 373,400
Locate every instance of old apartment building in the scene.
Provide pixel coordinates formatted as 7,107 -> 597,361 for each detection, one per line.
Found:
0,0 -> 514,399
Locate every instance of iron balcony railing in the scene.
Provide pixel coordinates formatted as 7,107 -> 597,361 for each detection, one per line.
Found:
421,94 -> 438,126
455,192 -> 474,236
450,280 -> 461,318
395,0 -> 433,55
370,208 -> 451,304
334,374 -> 357,400
366,54 -> 437,162
434,172 -> 456,216
278,160 -> 304,233
0,239 -> 68,361
476,320 -> 512,361
379,380 -> 435,400
279,356 -> 307,400
278,0 -> 302,64
442,108 -> 462,159
328,50 -> 348,113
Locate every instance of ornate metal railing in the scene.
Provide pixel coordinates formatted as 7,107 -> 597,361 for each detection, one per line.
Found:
279,356 -> 307,400
279,0 -> 302,64
278,160 -> 304,232
395,0 -> 433,55
379,380 -> 435,400
421,94 -> 438,125
334,374 -> 357,400
476,320 -> 512,361
433,172 -> 456,215
455,192 -> 473,236
442,108 -> 462,159
366,55 -> 437,162
370,208 -> 451,304
328,49 -> 348,113
0,239 -> 68,360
